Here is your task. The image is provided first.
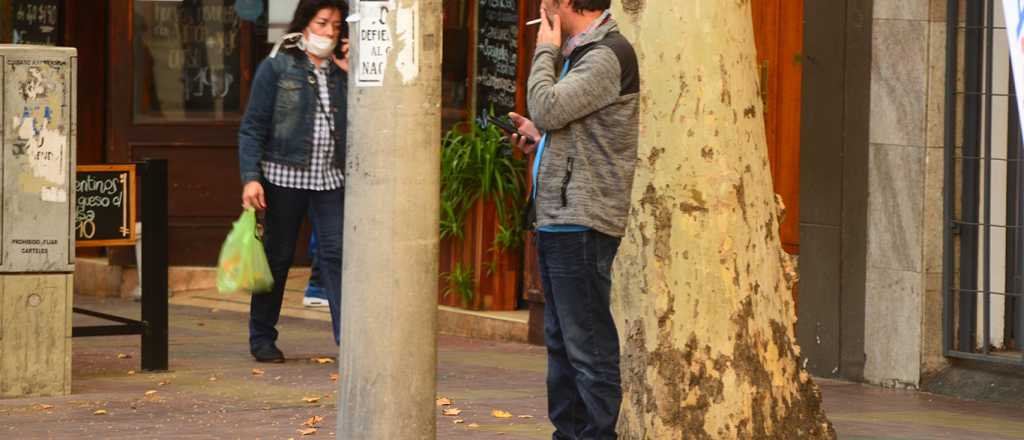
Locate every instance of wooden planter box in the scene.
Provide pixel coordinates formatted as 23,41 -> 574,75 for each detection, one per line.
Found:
438,199 -> 521,311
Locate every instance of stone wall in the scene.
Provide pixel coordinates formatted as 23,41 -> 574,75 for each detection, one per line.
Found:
864,0 -> 951,386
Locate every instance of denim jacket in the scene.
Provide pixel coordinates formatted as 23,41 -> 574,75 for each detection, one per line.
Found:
238,51 -> 348,185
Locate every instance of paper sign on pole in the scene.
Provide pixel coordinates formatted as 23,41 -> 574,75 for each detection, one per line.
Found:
1001,1 -> 1024,137
355,0 -> 393,87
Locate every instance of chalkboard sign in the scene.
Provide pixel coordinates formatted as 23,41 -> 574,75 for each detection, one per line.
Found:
12,0 -> 62,46
75,165 -> 137,248
476,0 -> 519,117
135,0 -> 243,117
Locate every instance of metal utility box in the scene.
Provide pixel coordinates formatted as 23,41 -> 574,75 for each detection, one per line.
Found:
0,45 -> 76,398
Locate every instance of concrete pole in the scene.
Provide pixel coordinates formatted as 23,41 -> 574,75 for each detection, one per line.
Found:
337,0 -> 441,439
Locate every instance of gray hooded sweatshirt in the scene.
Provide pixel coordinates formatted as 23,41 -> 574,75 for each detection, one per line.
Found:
527,18 -> 640,237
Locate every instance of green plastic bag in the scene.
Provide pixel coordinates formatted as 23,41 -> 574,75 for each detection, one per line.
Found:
216,208 -> 274,294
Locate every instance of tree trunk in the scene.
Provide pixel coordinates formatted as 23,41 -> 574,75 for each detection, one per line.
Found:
337,0 -> 442,438
610,2 -> 835,438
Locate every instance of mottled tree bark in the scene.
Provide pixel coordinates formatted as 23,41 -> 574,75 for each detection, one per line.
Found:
610,1 -> 835,438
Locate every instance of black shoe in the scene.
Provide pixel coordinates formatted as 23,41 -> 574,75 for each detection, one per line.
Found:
251,344 -> 285,363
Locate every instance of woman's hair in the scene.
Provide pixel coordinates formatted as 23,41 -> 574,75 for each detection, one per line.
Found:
286,0 -> 348,34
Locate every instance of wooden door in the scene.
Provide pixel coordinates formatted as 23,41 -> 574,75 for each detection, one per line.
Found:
751,0 -> 803,255
107,0 -> 271,265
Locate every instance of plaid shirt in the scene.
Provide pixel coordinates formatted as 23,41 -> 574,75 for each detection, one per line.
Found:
261,63 -> 344,191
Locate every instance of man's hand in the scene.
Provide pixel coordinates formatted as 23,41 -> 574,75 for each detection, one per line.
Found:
242,181 -> 267,211
537,8 -> 562,48
509,112 -> 541,154
333,38 -> 350,72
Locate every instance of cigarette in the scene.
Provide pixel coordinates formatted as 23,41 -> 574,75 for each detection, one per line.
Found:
526,18 -> 543,26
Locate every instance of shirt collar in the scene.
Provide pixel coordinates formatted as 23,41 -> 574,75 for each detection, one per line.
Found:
562,10 -> 611,57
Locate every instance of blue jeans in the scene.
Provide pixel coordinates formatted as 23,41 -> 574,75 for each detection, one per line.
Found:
538,230 -> 622,440
250,182 -> 343,349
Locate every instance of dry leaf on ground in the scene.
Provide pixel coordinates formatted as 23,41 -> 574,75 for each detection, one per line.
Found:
252,368 -> 265,376
157,380 -> 170,386
302,396 -> 321,404
467,423 -> 480,428
298,427 -> 317,436
453,419 -> 465,424
303,416 -> 324,427
517,415 -> 534,419
93,409 -> 108,415
329,373 -> 339,382
117,353 -> 131,359
33,404 -> 54,410
441,408 -> 462,416
208,376 -> 218,382
144,390 -> 158,397
311,357 -> 334,364
127,370 -> 136,376
436,397 -> 452,406
492,409 -> 513,418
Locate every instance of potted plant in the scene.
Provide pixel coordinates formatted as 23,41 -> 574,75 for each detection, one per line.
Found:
439,115 -> 527,310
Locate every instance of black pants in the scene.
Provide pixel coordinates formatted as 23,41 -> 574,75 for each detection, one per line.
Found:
249,182 -> 343,349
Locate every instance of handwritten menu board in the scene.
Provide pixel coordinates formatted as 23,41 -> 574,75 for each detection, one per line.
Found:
139,0 -> 243,115
75,165 -> 137,247
12,0 -> 62,46
476,0 -> 519,117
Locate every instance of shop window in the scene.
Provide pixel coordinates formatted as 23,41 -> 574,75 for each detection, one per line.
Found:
133,0 -> 245,122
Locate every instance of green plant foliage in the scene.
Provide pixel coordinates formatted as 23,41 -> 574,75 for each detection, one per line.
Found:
439,115 -> 527,249
442,263 -> 476,306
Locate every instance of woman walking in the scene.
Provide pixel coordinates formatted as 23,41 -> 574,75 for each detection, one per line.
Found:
237,0 -> 349,363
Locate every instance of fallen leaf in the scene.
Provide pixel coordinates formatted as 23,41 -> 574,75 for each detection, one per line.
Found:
93,409 -> 108,415
453,419 -> 465,424
197,322 -> 205,327
329,373 -> 339,382
144,390 -> 158,397
517,415 -> 534,419
33,404 -> 54,410
311,357 -> 334,364
302,396 -> 321,404
303,415 -> 324,427
436,397 -> 453,406
442,408 -> 462,416
127,370 -> 136,376
275,376 -> 283,381
492,409 -> 513,418
467,423 -> 480,428
252,368 -> 265,376
208,376 -> 218,382
298,427 -> 317,436
117,353 -> 131,359
210,308 -> 219,313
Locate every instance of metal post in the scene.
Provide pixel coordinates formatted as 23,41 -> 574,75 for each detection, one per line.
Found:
140,159 -> 169,371
943,0 -> 960,356
959,0 -> 984,353
982,0 -> 995,355
337,1 -> 442,438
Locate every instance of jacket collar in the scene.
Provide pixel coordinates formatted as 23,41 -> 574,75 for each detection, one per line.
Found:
566,13 -> 618,58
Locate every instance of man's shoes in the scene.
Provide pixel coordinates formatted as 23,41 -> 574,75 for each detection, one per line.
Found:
251,344 -> 285,363
303,285 -> 329,308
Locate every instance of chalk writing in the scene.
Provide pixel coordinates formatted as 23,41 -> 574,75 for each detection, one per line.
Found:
476,0 -> 519,115
13,0 -> 61,46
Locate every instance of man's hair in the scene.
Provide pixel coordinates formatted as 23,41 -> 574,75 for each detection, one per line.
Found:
287,0 -> 348,34
556,0 -> 611,14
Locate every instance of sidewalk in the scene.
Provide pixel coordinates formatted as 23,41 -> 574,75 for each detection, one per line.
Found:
1,295 -> 1022,439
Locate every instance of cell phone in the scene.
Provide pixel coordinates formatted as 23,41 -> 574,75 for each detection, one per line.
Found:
478,112 -> 536,145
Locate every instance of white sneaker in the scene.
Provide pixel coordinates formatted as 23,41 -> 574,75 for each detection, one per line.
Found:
303,297 -> 329,308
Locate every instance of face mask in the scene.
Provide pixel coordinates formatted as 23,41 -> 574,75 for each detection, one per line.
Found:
302,32 -> 337,58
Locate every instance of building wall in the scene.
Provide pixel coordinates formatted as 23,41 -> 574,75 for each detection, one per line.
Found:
863,0 -> 950,387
